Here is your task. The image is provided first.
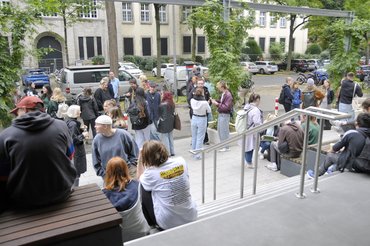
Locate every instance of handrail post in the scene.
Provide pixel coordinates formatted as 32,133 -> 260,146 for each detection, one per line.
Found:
202,151 -> 205,204
296,115 -> 309,199
311,118 -> 324,193
213,150 -> 217,200
253,133 -> 260,195
240,133 -> 246,199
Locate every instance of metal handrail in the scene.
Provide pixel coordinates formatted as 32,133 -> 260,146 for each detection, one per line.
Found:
196,107 -> 350,203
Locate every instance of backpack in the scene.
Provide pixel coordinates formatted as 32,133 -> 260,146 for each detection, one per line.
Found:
127,102 -> 144,126
352,134 -> 370,173
302,91 -> 315,109
235,108 -> 252,134
56,102 -> 69,119
278,87 -> 285,104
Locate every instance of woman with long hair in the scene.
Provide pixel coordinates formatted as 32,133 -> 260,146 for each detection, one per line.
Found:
128,87 -> 151,149
41,85 -> 53,114
49,87 -> 67,119
137,141 -> 197,230
78,87 -> 99,137
321,79 -> 334,109
157,91 -> 175,156
108,106 -> 128,130
103,157 -> 149,242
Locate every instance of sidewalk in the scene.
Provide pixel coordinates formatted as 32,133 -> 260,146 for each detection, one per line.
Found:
80,129 -> 341,205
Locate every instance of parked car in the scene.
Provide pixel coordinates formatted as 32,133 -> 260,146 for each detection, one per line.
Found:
58,65 -> 137,101
118,62 -> 144,78
21,69 -> 50,88
356,65 -> 370,82
255,61 -> 278,74
240,61 -> 258,74
278,59 -> 309,73
152,63 -> 174,77
307,59 -> 323,71
163,66 -> 208,96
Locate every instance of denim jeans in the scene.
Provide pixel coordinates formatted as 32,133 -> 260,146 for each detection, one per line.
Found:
161,131 -> 175,155
135,125 -> 151,149
218,113 -> 230,147
260,141 -> 271,154
150,123 -> 160,141
244,150 -> 254,164
339,102 -> 355,122
318,152 -> 339,176
191,116 -> 207,155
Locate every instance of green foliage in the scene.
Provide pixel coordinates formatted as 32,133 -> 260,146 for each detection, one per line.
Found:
189,0 -> 254,101
269,42 -> 284,61
242,39 -> 262,62
320,49 -> 330,60
91,55 -> 105,65
305,43 -> 322,55
195,55 -> 204,64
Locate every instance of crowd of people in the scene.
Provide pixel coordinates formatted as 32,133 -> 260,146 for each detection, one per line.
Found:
1,68 -> 370,243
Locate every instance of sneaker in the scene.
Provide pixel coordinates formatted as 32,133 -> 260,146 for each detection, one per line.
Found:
219,147 -> 230,152
259,153 -> 264,160
245,162 -> 254,169
307,170 -> 314,179
327,164 -> 336,174
265,162 -> 278,171
204,142 -> 210,145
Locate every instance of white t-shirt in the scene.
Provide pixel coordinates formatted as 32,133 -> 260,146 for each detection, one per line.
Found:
140,157 -> 198,229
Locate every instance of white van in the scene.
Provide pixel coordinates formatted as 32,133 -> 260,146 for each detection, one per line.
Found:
163,66 -> 208,96
58,65 -> 137,99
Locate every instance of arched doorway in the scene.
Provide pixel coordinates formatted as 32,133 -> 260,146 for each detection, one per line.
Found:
37,36 -> 63,72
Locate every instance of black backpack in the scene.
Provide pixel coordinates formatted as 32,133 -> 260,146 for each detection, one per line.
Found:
352,133 -> 370,174
278,87 -> 285,104
302,91 -> 315,109
127,102 -> 144,126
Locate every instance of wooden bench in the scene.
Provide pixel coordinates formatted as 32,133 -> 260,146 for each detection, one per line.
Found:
0,184 -> 123,246
280,143 -> 333,177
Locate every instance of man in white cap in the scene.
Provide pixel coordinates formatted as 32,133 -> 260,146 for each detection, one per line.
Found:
0,96 -> 76,211
301,78 -> 324,109
92,115 -> 139,178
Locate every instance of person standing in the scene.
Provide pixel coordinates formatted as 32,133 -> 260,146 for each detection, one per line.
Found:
41,85 -> 53,114
109,71 -> 120,104
137,141 -> 198,230
125,79 -> 138,103
92,115 -> 139,179
280,77 -> 294,112
23,82 -> 38,97
0,96 -> 76,211
301,78 -> 325,109
338,72 -> 363,122
94,77 -> 114,114
211,81 -> 233,152
157,91 -> 176,156
190,87 -> 211,160
48,87 -> 67,119
240,93 -> 263,168
145,82 -> 161,141
65,105 -> 88,186
291,81 -> 302,110
78,87 -> 99,137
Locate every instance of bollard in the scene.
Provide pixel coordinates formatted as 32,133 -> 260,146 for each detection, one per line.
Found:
274,97 -> 279,116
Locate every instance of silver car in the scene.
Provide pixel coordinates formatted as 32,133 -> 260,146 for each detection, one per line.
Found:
240,62 -> 258,74
255,61 -> 278,74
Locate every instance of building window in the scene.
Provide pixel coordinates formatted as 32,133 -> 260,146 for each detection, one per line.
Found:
197,36 -> 205,53
248,37 -> 255,41
259,12 -> 266,27
161,38 -> 168,56
159,5 -> 167,23
279,17 -> 286,28
259,37 -> 266,52
280,38 -> 286,51
78,36 -> 102,60
270,37 -> 276,44
270,15 -> 276,28
122,3 -> 132,22
183,36 -> 191,54
142,38 -> 151,56
123,38 -> 134,55
141,3 -> 150,23
79,0 -> 97,19
182,6 -> 192,22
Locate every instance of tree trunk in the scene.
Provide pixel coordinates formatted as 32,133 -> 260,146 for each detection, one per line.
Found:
192,23 -> 196,62
105,1 -> 118,75
62,11 -> 69,66
365,32 -> 369,65
155,4 -> 161,79
287,14 -> 296,72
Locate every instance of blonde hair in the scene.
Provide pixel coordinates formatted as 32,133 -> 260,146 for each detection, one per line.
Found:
100,77 -> 109,85
51,87 -> 66,102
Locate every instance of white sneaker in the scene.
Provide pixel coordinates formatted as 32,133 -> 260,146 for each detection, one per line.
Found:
259,153 -> 264,160
265,162 -> 278,171
245,162 -> 254,169
219,147 -> 230,152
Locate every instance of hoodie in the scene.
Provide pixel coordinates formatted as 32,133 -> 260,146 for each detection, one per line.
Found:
278,122 -> 304,157
78,95 -> 99,120
0,111 -> 76,209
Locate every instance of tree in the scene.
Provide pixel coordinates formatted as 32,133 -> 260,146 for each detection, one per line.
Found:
189,0 -> 254,100
105,1 -> 118,75
305,43 -> 322,55
0,2 -> 43,127
269,42 -> 284,60
35,0 -> 101,66
154,4 -> 162,79
242,39 -> 263,61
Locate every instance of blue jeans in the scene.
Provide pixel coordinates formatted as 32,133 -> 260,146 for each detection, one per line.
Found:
218,113 -> 230,147
260,141 -> 270,154
339,103 -> 355,122
191,116 -> 207,155
244,150 -> 254,164
161,131 -> 175,155
135,125 -> 151,149
150,123 -> 160,141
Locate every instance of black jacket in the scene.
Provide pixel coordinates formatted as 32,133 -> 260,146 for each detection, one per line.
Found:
157,102 -> 175,133
78,95 -> 99,120
282,84 -> 293,104
66,118 -> 87,175
94,88 -> 113,111
339,79 -> 363,104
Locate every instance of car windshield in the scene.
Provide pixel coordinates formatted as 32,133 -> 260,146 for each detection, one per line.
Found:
268,62 -> 276,65
123,63 -> 138,69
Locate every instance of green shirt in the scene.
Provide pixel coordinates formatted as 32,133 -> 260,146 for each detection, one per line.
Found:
301,122 -> 319,145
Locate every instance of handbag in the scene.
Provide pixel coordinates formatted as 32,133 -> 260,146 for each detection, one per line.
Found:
174,112 -> 181,130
